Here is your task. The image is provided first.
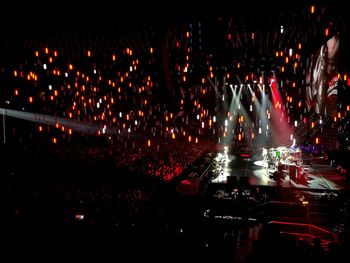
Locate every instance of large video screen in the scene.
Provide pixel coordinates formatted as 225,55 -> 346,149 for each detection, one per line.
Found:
306,34 -> 339,117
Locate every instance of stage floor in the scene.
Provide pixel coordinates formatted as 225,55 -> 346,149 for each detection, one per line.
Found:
210,154 -> 350,191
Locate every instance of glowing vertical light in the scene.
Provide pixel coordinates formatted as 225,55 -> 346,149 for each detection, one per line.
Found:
289,48 -> 293,57
311,5 -> 315,14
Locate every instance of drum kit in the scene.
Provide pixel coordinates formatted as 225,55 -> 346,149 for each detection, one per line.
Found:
265,147 -> 304,180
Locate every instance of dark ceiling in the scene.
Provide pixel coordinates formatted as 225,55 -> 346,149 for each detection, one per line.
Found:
1,0 -> 348,37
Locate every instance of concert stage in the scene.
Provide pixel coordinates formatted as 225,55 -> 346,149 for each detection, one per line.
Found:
210,151 -> 350,192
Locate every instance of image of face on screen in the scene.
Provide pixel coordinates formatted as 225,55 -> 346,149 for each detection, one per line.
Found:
309,35 -> 339,117
312,44 -> 328,115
